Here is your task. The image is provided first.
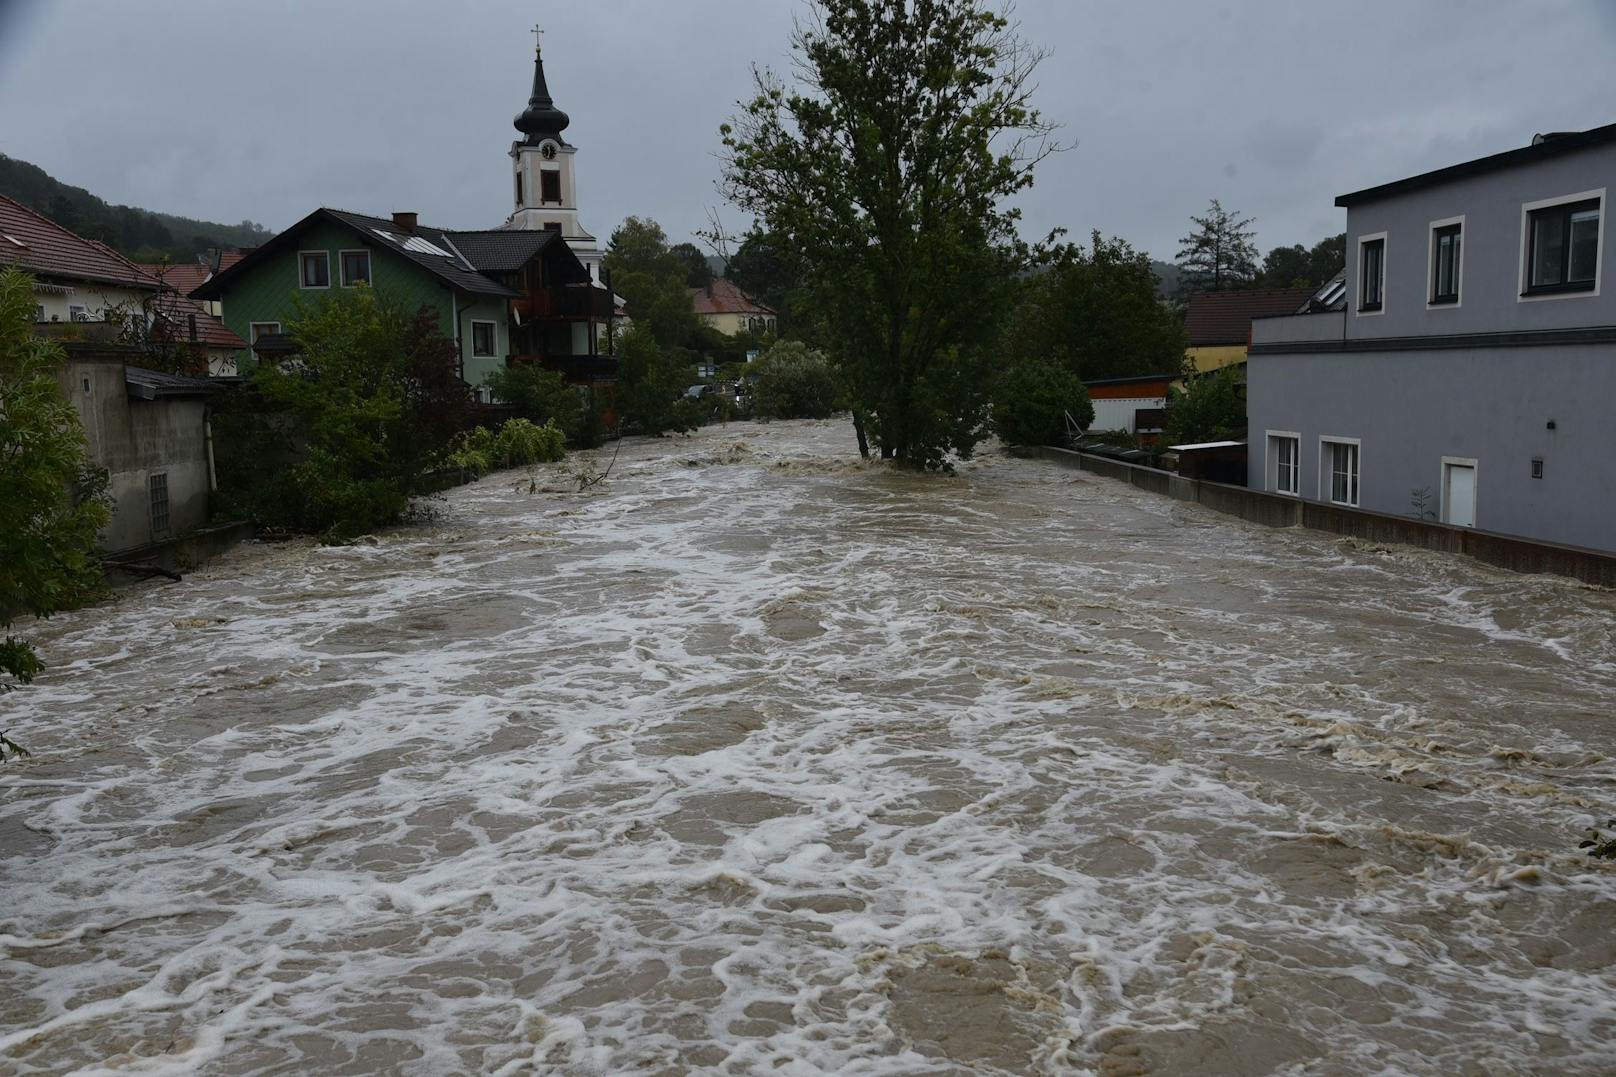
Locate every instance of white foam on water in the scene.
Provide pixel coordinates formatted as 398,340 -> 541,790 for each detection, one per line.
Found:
3,418 -> 1616,1074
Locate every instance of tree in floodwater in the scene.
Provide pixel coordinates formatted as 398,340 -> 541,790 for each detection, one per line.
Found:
0,267 -> 111,747
719,0 -> 1060,469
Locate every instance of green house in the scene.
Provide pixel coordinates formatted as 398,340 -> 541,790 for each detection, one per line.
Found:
191,208 -> 614,394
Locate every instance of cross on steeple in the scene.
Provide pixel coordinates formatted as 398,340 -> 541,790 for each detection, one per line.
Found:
531,23 -> 544,52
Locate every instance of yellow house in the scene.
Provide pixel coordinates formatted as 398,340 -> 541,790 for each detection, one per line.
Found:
691,277 -> 777,336
1184,286 -> 1316,372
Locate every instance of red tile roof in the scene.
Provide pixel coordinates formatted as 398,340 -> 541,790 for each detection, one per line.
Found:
1184,287 -> 1316,346
0,194 -> 159,290
690,277 -> 774,316
137,261 -> 213,296
151,291 -> 247,350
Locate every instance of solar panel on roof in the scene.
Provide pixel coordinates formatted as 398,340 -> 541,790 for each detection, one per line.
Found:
402,235 -> 454,258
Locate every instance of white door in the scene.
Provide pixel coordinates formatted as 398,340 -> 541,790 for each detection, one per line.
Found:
1443,463 -> 1476,527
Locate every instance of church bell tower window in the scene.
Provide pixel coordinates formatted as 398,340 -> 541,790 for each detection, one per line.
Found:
515,171 -> 523,207
541,170 -> 561,204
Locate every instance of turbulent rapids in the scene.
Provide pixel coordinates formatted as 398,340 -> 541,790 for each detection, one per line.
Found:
3,418 -> 1615,1075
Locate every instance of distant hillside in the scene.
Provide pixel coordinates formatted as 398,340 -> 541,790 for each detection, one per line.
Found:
1150,260 -> 1180,300
0,153 -> 272,263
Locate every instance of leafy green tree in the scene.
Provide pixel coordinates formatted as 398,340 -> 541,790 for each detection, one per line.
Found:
726,228 -> 803,331
670,242 -> 714,289
720,0 -> 1058,469
0,268 -> 111,719
1255,244 -> 1311,289
751,340 -> 841,419
1257,232 -> 1345,289
613,323 -> 698,436
1176,199 -> 1258,296
1005,232 -> 1187,381
483,363 -> 582,439
216,287 -> 469,542
1163,367 -> 1245,444
604,218 -> 701,349
991,357 -> 1092,447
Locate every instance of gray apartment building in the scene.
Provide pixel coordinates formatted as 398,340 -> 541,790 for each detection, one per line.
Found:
1247,123 -> 1614,553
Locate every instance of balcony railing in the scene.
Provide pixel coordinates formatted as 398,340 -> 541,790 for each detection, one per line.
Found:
515,287 -> 616,321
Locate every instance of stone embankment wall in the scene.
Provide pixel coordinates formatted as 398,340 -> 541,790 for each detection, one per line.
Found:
1034,446 -> 1616,588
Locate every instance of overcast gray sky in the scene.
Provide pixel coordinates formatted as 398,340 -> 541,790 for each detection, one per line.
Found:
2,0 -> 1614,263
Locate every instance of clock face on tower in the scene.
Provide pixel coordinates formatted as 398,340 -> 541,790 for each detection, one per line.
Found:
540,142 -> 557,161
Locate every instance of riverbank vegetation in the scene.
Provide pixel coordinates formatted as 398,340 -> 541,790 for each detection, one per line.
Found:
991,359 -> 1093,448
749,341 -> 839,421
447,419 -> 567,476
0,268 -> 109,723
214,288 -> 472,543
1164,367 -> 1245,444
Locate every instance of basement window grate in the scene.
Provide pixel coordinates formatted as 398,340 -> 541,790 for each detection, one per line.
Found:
149,473 -> 170,538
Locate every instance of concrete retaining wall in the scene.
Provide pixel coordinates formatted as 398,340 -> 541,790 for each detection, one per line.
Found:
1033,446 -> 1616,588
104,521 -> 254,577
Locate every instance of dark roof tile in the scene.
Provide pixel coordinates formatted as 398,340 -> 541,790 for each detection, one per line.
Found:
1184,287 -> 1316,346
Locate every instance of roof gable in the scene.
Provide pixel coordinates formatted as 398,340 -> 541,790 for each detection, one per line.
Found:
191,209 -> 517,301
443,228 -> 590,283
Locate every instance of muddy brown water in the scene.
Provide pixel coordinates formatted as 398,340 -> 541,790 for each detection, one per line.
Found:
2,418 -> 1615,1075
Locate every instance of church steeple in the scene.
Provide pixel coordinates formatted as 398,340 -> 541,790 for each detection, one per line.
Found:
513,29 -> 570,146
505,25 -> 602,284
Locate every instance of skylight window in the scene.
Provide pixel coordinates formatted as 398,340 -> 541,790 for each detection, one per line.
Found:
371,228 -> 402,244
2,232 -> 26,249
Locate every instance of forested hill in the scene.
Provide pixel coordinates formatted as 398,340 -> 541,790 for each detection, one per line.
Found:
1149,260 -> 1180,300
0,153 -> 272,262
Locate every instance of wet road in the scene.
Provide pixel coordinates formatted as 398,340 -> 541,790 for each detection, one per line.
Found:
3,418 -> 1615,1075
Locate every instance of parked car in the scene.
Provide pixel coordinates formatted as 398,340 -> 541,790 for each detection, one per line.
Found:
684,384 -> 718,400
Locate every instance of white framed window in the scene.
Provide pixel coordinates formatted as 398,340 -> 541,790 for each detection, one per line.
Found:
339,249 -> 371,287
1266,431 -> 1300,495
299,250 -> 330,289
1356,232 -> 1386,315
471,320 -> 496,357
1321,436 -> 1361,507
1519,188 -> 1604,301
69,303 -> 89,322
1427,215 -> 1463,308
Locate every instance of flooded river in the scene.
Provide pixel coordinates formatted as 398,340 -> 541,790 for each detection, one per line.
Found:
3,418 -> 1615,1075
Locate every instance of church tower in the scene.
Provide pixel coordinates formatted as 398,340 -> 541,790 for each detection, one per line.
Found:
506,29 -> 602,281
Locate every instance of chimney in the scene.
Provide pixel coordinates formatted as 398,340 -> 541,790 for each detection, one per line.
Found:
392,211 -> 418,232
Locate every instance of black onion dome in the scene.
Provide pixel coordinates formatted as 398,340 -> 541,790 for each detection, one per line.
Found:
514,47 -> 569,144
